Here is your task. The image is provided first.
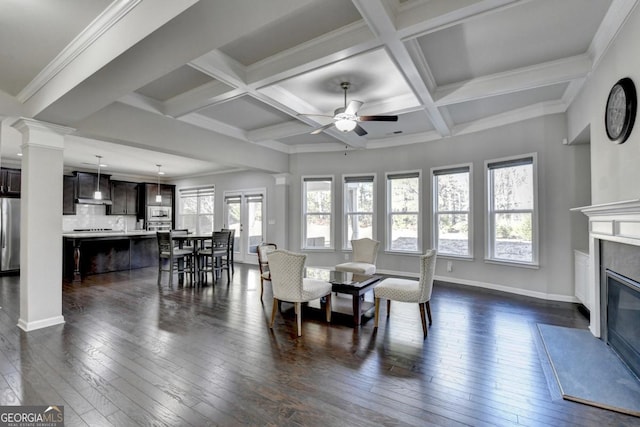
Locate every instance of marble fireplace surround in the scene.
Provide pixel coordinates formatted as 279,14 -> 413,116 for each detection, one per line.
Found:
577,199 -> 640,337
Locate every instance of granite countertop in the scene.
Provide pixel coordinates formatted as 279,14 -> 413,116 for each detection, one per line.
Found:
62,230 -> 157,238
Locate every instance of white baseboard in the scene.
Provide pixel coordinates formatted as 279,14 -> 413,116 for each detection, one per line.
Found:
376,268 -> 578,303
17,315 -> 65,332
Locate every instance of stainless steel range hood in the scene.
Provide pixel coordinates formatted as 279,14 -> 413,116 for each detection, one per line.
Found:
75,198 -> 113,206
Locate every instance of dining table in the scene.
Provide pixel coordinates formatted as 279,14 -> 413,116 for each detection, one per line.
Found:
171,233 -> 213,286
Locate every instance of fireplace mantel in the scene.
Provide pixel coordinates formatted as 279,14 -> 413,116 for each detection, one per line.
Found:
574,198 -> 640,337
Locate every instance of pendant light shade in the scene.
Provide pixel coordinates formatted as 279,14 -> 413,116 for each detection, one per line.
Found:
155,164 -> 163,203
94,155 -> 103,200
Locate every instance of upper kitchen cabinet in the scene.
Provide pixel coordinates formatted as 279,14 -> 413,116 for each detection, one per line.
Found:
145,183 -> 174,207
109,181 -> 138,215
75,171 -> 111,201
0,168 -> 21,197
63,175 -> 76,215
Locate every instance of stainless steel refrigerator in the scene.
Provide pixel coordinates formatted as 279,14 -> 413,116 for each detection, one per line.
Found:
1,198 -> 20,271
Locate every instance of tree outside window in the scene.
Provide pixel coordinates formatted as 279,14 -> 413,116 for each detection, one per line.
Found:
487,156 -> 537,264
433,166 -> 471,257
343,175 -> 375,249
387,172 -> 421,252
303,177 -> 333,249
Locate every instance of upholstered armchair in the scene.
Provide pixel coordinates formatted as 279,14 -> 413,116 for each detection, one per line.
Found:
268,250 -> 332,337
335,238 -> 380,275
374,249 -> 437,339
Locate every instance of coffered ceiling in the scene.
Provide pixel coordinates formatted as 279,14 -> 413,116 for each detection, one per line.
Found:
0,0 -> 634,178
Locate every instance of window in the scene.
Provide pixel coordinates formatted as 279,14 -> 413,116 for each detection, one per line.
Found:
343,175 -> 375,249
432,165 -> 472,257
386,171 -> 421,252
486,155 -> 537,265
178,187 -> 215,234
302,176 -> 333,249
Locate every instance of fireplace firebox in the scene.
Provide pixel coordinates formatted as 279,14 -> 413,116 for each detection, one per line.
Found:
606,269 -> 640,380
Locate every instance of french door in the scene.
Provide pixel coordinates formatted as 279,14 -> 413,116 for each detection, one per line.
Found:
223,189 -> 265,264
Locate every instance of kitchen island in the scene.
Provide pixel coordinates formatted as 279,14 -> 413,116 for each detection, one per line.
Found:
63,230 -> 158,282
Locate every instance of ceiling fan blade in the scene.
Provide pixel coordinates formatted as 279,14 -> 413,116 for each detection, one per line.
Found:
298,113 -> 334,118
358,115 -> 398,122
353,124 -> 368,136
344,100 -> 363,116
310,123 -> 334,135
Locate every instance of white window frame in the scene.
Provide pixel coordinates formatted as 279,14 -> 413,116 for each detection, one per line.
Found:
302,176 -> 334,250
485,153 -> 539,267
342,173 -> 376,250
178,186 -> 215,234
431,163 -> 473,259
385,170 -> 422,254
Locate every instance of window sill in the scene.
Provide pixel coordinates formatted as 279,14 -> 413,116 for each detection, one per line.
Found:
384,250 -> 422,256
438,254 -> 474,261
302,248 -> 335,253
484,259 -> 539,269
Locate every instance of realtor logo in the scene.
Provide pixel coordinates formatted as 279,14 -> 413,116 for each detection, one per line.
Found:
0,405 -> 64,426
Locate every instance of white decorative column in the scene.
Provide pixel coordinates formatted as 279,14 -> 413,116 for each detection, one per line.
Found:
12,118 -> 72,331
272,173 -> 290,249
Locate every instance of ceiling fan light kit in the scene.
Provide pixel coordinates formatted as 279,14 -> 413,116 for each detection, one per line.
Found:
303,81 -> 398,136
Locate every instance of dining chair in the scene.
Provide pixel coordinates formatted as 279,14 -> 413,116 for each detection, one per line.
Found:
374,249 -> 437,339
268,250 -> 332,337
335,237 -> 380,274
257,242 -> 277,299
221,228 -> 235,275
197,230 -> 231,284
156,231 -> 194,287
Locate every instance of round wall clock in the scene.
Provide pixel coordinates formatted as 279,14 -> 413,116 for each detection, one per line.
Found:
605,77 -> 637,144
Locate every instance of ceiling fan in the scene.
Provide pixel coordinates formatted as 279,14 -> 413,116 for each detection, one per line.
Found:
301,82 -> 398,136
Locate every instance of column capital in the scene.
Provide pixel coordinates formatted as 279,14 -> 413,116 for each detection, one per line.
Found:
11,118 -> 75,136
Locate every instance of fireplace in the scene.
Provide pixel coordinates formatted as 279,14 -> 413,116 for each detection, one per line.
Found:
605,269 -> 640,379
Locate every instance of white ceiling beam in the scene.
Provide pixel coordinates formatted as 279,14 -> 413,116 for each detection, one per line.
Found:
434,54 -> 592,106
395,0 -> 531,39
352,0 -> 452,136
177,114 -> 247,142
164,81 -> 246,118
23,0 -> 199,118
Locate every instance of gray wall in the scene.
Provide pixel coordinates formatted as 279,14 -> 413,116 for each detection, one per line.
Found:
288,114 -> 589,300
567,4 -> 640,205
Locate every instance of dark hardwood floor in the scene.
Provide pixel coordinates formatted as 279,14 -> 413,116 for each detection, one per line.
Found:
0,265 -> 637,426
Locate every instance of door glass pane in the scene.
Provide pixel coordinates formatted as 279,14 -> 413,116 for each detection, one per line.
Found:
494,213 -> 532,262
247,199 -> 263,254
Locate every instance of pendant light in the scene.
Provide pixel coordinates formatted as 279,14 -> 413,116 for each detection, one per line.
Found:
155,164 -> 163,203
94,155 -> 103,200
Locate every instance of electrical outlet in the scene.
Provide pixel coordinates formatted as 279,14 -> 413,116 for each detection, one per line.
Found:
447,261 -> 453,272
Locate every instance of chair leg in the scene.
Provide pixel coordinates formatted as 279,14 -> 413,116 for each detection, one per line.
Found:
374,297 -> 381,329
157,259 -> 162,286
386,299 -> 391,317
260,277 -> 264,300
270,298 -> 278,328
419,303 -> 428,339
325,294 -> 332,323
426,300 -> 432,325
294,302 -> 302,336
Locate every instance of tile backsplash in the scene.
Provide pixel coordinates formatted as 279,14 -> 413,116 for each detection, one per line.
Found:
62,204 -> 138,231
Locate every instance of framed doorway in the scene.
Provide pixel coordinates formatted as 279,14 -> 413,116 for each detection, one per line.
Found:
223,189 -> 266,264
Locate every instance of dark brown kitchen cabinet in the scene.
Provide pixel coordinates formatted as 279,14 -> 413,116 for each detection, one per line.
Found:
109,181 -> 138,215
145,183 -> 174,207
0,168 -> 21,197
63,175 -> 76,215
75,171 -> 110,200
